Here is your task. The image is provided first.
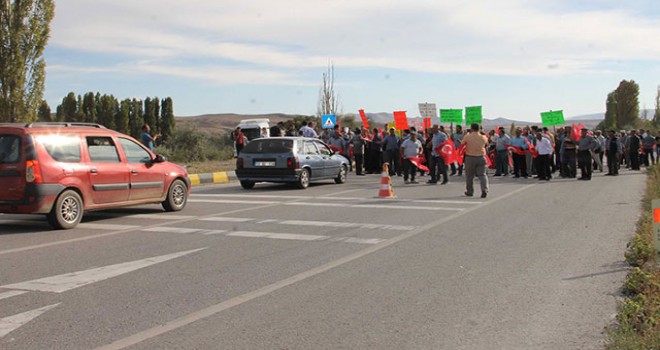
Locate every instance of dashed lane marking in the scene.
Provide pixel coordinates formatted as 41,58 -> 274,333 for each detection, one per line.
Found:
0,290 -> 28,301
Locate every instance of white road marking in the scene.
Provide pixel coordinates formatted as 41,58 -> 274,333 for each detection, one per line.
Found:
279,220 -> 415,231
0,290 -> 28,301
0,303 -> 60,338
189,194 -> 482,205
130,214 -> 197,220
0,248 -> 207,293
141,227 -> 201,234
284,202 -> 464,211
200,230 -> 227,236
225,231 -> 381,244
187,199 -> 279,205
77,223 -> 140,230
96,184 -> 535,350
199,217 -> 253,222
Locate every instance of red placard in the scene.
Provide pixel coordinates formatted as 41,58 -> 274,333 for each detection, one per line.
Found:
393,111 -> 409,130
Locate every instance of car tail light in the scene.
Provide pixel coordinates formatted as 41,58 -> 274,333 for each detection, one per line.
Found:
286,157 -> 299,169
26,160 -> 43,183
236,158 -> 244,169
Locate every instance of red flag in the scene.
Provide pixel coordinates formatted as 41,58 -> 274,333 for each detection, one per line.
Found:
408,157 -> 430,172
485,151 -> 494,168
456,143 -> 467,166
506,145 -> 526,155
359,109 -> 369,128
393,111 -> 409,130
487,149 -> 496,169
435,139 -> 457,164
524,138 -> 538,158
571,123 -> 581,141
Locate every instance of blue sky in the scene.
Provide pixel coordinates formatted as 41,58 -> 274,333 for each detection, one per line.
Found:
44,0 -> 660,122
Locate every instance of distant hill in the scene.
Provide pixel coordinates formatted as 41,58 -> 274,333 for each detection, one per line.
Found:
176,109 -> 656,136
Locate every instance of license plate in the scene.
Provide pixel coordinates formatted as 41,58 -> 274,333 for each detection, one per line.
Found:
254,161 -> 275,167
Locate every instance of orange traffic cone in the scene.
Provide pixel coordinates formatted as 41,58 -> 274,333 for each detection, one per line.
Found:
378,163 -> 396,198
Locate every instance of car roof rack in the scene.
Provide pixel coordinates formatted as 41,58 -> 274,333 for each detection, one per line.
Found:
23,122 -> 107,129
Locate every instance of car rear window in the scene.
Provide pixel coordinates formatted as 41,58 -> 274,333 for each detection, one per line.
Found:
242,139 -> 294,154
0,135 -> 20,164
35,135 -> 81,163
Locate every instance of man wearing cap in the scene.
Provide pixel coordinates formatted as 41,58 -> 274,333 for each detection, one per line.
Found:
577,128 -> 598,180
461,123 -> 489,198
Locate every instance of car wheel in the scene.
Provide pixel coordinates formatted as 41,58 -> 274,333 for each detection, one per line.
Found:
162,179 -> 188,212
334,165 -> 347,184
296,168 -> 310,189
240,180 -> 255,189
47,190 -> 83,229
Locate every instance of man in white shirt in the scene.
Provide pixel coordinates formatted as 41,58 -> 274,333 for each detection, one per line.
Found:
400,132 -> 423,184
535,130 -> 554,181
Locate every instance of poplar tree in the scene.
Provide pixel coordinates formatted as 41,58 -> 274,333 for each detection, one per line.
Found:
160,97 -> 174,142
82,92 -> 96,123
37,99 -> 50,121
0,0 -> 55,122
116,98 -> 130,134
614,80 -> 639,128
653,86 -> 660,127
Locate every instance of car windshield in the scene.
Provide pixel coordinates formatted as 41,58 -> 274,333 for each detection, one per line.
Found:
242,139 -> 293,154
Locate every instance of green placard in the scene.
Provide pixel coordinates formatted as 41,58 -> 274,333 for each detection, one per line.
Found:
465,106 -> 483,125
440,109 -> 463,124
540,110 -> 565,127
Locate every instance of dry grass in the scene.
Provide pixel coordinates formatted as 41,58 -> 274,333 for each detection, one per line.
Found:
182,159 -> 236,174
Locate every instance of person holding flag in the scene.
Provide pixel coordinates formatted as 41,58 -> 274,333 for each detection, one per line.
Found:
509,128 -> 529,178
461,123 -> 489,198
577,128 -> 598,180
450,125 -> 464,176
427,125 -> 449,185
401,132 -> 424,184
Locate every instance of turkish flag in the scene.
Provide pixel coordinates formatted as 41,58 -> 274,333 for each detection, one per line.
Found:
435,139 -> 456,164
359,109 -> 369,128
456,143 -> 467,166
408,157 -> 430,172
507,145 -> 526,155
487,149 -> 496,169
572,123 -> 581,141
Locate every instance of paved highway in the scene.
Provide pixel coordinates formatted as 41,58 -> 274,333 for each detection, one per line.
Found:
0,170 -> 645,349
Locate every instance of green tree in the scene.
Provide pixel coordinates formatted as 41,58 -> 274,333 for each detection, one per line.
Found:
97,94 -> 117,129
82,92 -> 96,123
160,97 -> 174,142
129,98 -> 143,138
37,99 -> 50,121
143,97 -> 156,130
597,91 -> 618,131
0,0 -> 55,122
153,97 -> 161,134
116,98 -> 130,134
60,92 -> 77,122
615,80 -> 640,128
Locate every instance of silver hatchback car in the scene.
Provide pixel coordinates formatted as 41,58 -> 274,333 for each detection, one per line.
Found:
235,137 -> 349,189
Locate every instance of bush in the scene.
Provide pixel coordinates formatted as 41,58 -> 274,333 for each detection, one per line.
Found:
155,125 -> 234,163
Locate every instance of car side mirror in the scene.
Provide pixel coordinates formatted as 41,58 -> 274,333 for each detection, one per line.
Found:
154,154 -> 166,163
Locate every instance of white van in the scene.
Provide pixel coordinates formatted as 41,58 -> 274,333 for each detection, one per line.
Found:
237,118 -> 270,140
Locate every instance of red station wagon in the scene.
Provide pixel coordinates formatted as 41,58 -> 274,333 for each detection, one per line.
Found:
0,123 -> 191,229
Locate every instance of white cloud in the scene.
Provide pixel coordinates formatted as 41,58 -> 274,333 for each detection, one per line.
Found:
49,0 -> 660,81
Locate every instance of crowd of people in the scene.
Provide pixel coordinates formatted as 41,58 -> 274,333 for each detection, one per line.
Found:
235,120 -> 658,197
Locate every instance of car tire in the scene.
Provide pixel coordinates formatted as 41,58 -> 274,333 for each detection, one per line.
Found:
240,180 -> 255,189
296,168 -> 310,189
162,179 -> 188,212
47,190 -> 83,230
334,165 -> 347,184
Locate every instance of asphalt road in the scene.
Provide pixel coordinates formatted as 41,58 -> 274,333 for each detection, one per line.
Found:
0,169 -> 646,349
